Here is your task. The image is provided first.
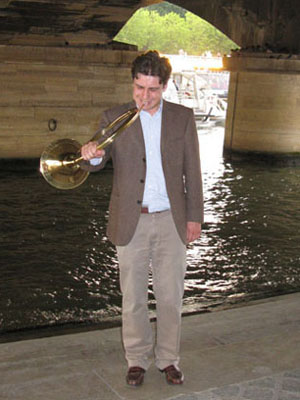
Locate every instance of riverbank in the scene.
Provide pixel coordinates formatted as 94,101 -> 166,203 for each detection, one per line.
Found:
1,292 -> 300,400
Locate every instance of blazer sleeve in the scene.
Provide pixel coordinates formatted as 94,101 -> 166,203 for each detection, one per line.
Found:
183,109 -> 204,223
80,110 -> 113,172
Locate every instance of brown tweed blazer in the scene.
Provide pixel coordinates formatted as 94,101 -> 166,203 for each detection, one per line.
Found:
83,99 -> 204,246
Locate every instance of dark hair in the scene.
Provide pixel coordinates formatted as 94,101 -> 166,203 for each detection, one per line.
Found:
131,50 -> 172,86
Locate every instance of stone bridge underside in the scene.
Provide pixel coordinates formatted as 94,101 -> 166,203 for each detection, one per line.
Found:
1,0 -> 300,161
0,0 -> 300,53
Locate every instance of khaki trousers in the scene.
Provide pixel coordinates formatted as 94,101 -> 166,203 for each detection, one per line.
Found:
116,210 -> 186,371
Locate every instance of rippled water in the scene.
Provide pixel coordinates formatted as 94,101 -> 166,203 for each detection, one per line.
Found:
1,125 -> 300,336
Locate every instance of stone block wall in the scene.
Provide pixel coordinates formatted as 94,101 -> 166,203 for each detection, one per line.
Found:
0,45 -> 138,158
224,53 -> 300,160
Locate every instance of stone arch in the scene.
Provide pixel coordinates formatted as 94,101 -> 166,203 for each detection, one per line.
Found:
0,1 -> 300,52
164,0 -> 300,54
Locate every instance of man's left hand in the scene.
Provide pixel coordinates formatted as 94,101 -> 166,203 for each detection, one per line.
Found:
186,222 -> 202,243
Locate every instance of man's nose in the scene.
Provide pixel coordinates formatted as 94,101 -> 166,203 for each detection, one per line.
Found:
141,89 -> 149,99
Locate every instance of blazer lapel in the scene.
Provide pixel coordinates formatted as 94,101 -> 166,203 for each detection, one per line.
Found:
161,100 -> 173,155
123,100 -> 145,150
133,117 -> 145,150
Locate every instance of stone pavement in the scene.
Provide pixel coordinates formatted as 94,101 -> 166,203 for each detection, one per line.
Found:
168,369 -> 300,400
0,292 -> 300,400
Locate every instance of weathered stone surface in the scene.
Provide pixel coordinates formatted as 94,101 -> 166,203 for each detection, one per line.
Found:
0,45 -> 137,158
224,53 -> 300,160
0,0 -> 143,46
172,0 -> 300,54
0,1 -> 300,53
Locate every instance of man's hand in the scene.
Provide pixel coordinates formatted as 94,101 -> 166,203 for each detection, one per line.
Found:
186,221 -> 201,243
81,141 -> 105,161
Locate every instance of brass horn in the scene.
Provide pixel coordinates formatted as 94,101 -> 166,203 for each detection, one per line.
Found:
40,107 -> 141,190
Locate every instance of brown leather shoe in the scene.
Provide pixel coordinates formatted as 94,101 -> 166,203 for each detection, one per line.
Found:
126,366 -> 146,387
161,365 -> 184,385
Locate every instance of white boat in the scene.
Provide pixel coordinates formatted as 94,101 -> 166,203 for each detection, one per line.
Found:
164,70 -> 229,124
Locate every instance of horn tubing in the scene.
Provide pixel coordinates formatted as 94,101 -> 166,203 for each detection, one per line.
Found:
59,107 -> 142,167
39,105 -> 143,189
72,107 -> 141,165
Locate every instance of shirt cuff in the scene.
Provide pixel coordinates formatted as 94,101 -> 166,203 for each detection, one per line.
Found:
90,157 -> 102,166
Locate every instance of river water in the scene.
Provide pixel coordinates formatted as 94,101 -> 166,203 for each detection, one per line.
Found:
1,124 -> 300,338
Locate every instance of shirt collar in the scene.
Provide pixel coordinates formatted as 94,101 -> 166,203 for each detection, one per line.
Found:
139,99 -> 163,118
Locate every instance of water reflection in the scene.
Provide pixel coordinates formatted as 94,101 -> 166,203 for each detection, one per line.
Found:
184,127 -> 300,311
1,125 -> 300,334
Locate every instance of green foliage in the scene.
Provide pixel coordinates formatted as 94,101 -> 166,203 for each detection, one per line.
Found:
114,5 -> 238,55
147,1 -> 187,17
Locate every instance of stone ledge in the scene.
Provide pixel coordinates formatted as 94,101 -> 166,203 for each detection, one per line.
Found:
223,148 -> 300,166
0,44 -> 139,66
223,53 -> 300,73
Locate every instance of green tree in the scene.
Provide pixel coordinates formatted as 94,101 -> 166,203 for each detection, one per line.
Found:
115,5 -> 238,55
147,1 -> 187,17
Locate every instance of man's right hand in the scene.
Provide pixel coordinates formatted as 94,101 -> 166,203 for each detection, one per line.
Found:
81,141 -> 105,161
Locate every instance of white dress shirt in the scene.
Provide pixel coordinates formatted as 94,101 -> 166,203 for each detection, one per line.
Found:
90,101 -> 170,212
140,101 -> 170,212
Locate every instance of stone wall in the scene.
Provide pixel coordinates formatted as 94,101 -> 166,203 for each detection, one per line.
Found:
224,53 -> 300,161
0,45 -> 138,158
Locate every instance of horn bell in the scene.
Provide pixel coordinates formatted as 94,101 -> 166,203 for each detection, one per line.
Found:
39,107 -> 141,190
40,138 -> 89,190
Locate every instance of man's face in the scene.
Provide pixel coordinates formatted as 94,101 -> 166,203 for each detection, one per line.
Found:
133,73 -> 167,115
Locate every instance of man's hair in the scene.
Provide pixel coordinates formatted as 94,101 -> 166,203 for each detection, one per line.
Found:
131,50 -> 172,86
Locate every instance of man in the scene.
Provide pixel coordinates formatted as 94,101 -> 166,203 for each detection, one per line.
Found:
81,50 -> 203,387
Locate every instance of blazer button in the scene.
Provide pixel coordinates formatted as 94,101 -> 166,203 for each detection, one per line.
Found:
137,200 -> 142,204
142,157 -> 146,162
140,179 -> 144,183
